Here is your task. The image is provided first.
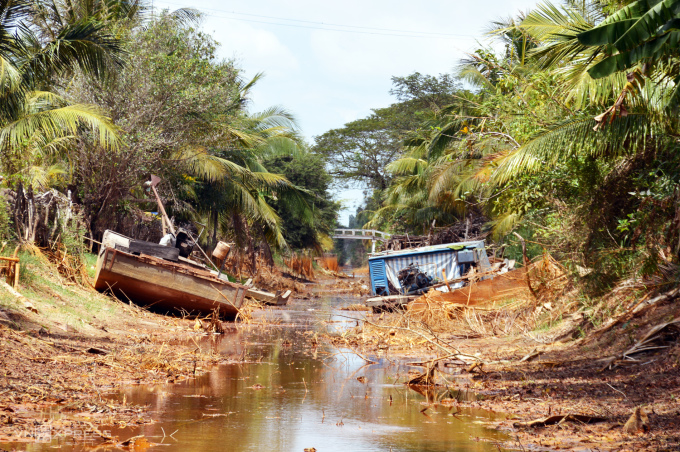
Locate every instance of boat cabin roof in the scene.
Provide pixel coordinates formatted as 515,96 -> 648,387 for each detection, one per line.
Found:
368,240 -> 486,261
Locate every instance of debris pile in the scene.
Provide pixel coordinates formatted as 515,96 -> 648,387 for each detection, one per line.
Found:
326,278 -> 370,296
252,266 -> 306,295
318,255 -> 339,272
403,253 -> 571,335
385,215 -> 488,251
4,184 -> 83,248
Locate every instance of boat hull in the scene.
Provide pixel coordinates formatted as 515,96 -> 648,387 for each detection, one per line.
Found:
94,248 -> 248,319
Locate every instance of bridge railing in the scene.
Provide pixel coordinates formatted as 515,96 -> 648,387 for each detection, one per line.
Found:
332,229 -> 391,242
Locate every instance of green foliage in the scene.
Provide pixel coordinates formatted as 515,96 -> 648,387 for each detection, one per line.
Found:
577,0 -> 680,78
0,193 -> 11,242
60,210 -> 87,260
61,9 -> 316,250
313,72 -> 462,193
0,1 -> 326,257
0,0 -> 124,185
263,153 -> 340,251
325,0 -> 680,296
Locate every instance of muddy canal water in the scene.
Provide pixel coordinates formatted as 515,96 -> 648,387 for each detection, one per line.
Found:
22,295 -> 510,451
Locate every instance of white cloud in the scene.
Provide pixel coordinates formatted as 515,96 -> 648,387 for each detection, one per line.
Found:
201,17 -> 300,77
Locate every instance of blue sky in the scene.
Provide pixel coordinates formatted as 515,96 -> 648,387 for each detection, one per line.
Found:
154,0 -> 541,225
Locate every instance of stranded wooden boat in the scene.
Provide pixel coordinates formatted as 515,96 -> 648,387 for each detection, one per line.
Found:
94,231 -> 248,319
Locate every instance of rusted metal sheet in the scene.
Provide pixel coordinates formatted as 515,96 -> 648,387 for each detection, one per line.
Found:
408,267 -> 531,313
94,247 -> 247,319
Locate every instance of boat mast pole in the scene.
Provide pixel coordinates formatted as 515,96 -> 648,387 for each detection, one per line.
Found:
149,175 -> 176,236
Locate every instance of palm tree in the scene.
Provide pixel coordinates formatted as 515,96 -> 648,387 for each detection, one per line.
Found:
173,103 -> 314,252
0,0 -> 124,185
488,0 -> 678,185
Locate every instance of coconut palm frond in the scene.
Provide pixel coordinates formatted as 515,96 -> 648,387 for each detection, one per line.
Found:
458,64 -> 496,90
0,56 -> 21,92
25,162 -> 66,190
256,136 -> 306,159
0,101 -> 120,150
489,211 -> 523,239
493,113 -> 657,184
23,17 -> 126,80
386,157 -> 427,175
168,7 -> 200,25
175,147 -> 252,182
522,1 -> 595,69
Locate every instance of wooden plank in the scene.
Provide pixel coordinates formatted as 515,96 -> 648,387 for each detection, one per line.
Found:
247,288 -> 289,305
365,295 -> 417,312
246,288 -> 293,306
128,240 -> 179,261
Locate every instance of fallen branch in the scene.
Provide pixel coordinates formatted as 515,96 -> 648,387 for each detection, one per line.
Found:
360,316 -> 480,362
211,285 -> 247,321
601,317 -> 680,371
512,232 -> 537,300
591,287 -> 680,340
344,344 -> 377,364
518,348 -> 542,363
514,414 -> 607,428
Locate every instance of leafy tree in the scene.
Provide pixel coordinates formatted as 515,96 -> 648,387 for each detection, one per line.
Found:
65,11 -> 314,251
313,73 -> 462,192
264,152 -> 340,251
312,111 -> 401,191
389,72 -> 462,111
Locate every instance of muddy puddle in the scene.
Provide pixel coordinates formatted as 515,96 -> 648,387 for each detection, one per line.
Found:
6,295 -> 509,451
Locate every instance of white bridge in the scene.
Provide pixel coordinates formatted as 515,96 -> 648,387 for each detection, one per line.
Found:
332,229 -> 391,253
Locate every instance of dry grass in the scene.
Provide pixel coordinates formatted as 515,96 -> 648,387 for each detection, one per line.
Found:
328,253 -> 583,356
285,253 -> 314,280
319,255 -> 339,273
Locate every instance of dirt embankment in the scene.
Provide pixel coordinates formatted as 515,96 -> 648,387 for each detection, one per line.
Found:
0,253 -> 247,446
0,249 -> 344,447
2,251 -> 679,451
326,275 -> 680,451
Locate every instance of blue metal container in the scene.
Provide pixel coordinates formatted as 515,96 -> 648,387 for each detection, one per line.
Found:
367,240 -> 490,296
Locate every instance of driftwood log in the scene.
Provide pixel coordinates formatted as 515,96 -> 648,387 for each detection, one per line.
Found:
513,414 -> 607,428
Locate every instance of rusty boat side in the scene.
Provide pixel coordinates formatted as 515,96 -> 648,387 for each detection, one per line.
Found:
94,246 -> 248,319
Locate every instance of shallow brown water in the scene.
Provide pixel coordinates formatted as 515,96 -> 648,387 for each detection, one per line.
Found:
10,295 -> 510,451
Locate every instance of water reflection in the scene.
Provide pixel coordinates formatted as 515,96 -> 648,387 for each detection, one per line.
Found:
5,297 -> 509,451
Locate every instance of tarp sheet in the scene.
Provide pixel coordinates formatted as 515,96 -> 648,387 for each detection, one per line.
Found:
384,251 -> 463,293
